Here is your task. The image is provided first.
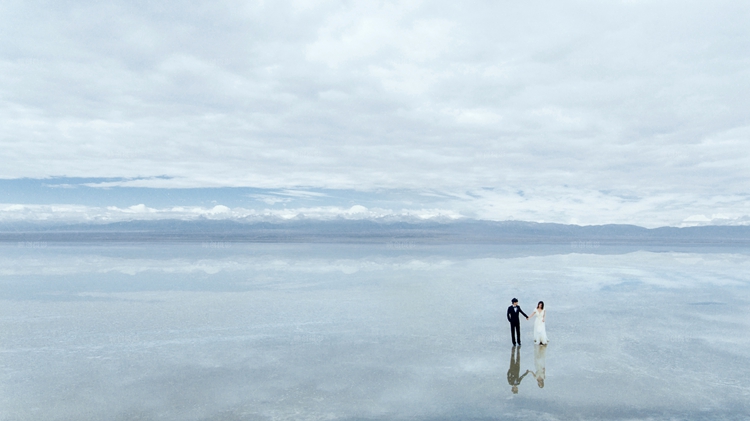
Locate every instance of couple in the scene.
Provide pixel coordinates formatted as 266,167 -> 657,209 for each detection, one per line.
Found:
506,298 -> 548,346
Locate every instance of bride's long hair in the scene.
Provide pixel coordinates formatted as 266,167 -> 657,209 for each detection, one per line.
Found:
537,301 -> 544,310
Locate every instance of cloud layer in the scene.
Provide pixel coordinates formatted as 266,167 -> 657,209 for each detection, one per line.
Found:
2,1 -> 749,225
2,197 -> 749,228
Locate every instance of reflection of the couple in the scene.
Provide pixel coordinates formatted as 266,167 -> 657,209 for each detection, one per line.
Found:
507,345 -> 547,393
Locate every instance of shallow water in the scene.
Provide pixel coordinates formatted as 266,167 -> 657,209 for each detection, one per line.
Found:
1,243 -> 749,420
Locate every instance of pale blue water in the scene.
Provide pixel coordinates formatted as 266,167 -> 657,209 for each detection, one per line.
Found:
1,243 -> 749,420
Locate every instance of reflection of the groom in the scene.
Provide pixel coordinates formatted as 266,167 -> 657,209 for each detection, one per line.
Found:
507,346 -> 529,394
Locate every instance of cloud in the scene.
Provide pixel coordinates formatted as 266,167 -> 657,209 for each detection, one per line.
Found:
250,195 -> 293,205
1,1 -> 749,225
249,188 -> 328,205
275,190 -> 329,198
2,190 -> 750,227
0,203 -> 465,224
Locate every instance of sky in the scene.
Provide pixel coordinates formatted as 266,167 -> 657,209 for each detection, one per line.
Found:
1,0 -> 749,227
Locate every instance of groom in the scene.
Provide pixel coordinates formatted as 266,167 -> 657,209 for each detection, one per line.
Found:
507,298 -> 529,346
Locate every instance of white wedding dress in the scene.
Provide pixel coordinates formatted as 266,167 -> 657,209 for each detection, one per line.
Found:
533,309 -> 548,345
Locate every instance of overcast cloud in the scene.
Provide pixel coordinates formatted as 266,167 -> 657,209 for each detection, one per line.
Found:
1,0 -> 749,226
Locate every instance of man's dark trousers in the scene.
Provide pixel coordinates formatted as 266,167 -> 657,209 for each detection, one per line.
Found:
507,305 -> 528,346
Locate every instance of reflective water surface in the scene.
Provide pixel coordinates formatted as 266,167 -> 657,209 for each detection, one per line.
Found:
1,243 -> 749,420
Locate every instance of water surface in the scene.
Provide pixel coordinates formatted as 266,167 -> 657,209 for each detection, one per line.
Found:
1,243 -> 749,420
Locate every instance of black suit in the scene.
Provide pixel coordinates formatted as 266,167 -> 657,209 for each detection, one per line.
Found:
507,305 -> 528,345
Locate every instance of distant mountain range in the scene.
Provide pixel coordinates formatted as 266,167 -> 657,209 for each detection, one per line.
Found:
2,219 -> 750,245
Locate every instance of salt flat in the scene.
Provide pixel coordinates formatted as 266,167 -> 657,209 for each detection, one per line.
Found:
1,243 -> 749,420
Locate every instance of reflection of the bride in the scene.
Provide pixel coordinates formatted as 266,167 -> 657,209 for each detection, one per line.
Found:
507,346 -> 529,394
528,344 -> 547,388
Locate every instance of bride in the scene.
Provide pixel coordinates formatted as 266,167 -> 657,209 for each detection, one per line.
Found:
529,301 -> 548,345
